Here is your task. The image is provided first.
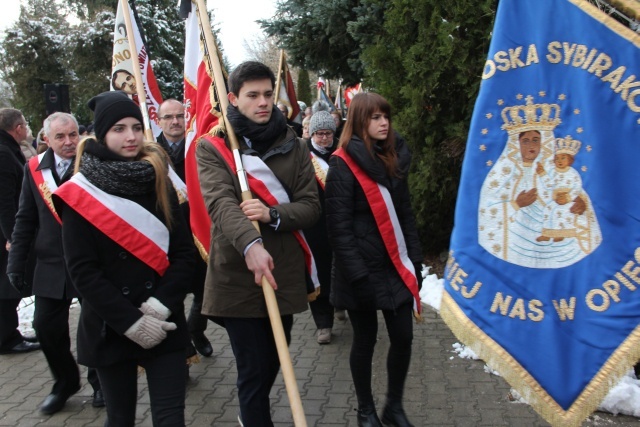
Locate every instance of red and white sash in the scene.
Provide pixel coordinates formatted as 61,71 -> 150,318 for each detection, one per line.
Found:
310,152 -> 329,190
29,153 -> 62,224
168,166 -> 188,204
54,173 -> 170,276
206,136 -> 320,289
333,148 -> 421,315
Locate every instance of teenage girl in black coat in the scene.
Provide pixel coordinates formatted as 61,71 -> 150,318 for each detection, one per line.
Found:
325,93 -> 423,427
54,91 -> 195,427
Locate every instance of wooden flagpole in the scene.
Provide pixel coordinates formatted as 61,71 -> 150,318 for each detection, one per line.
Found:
274,49 -> 285,111
119,0 -> 155,142
193,1 -> 307,425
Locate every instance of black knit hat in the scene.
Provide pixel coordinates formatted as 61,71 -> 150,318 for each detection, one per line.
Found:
87,91 -> 144,141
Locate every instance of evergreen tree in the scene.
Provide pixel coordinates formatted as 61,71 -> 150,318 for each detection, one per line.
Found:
259,0 -> 384,84
68,9 -> 115,125
0,0 -> 71,127
296,69 -> 312,106
362,0 -> 496,253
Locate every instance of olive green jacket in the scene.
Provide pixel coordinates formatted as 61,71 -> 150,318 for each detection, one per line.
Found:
196,127 -> 320,318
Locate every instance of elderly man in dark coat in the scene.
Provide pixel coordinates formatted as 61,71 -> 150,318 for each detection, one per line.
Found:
8,112 -> 103,414
0,108 -> 40,355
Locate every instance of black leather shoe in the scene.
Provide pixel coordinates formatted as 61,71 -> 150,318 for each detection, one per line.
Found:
192,333 -> 213,357
40,387 -> 78,415
0,340 -> 41,354
357,407 -> 382,427
381,403 -> 414,427
92,390 -> 105,408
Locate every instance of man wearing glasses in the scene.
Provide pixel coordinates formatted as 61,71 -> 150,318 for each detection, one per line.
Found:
0,108 -> 40,354
156,99 -> 213,359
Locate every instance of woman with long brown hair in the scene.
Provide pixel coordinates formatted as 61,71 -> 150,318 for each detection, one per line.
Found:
54,91 -> 195,426
325,92 -> 423,427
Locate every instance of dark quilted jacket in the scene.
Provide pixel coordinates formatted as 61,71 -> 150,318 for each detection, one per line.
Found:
325,134 -> 422,311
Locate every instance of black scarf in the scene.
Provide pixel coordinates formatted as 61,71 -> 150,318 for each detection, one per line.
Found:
79,139 -> 156,196
226,103 -> 287,154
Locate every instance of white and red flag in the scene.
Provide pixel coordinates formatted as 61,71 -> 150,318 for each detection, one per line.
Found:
111,0 -> 163,136
344,83 -> 362,108
181,0 -> 223,257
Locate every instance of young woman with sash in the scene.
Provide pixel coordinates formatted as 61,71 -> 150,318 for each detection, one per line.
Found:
53,91 -> 195,426
325,92 -> 423,427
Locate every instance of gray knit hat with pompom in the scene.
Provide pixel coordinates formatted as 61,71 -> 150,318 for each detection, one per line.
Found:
309,111 -> 336,136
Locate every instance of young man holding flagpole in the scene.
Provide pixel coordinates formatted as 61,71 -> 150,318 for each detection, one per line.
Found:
196,61 -> 319,427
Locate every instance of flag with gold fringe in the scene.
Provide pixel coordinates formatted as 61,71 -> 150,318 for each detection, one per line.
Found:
441,1 -> 640,425
180,0 -> 223,258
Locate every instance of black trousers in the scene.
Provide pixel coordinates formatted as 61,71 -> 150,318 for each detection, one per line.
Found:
34,296 -> 81,394
97,349 -> 186,427
34,296 -> 100,394
0,298 -> 22,349
347,303 -> 413,408
225,315 -> 293,427
187,257 -> 208,336
309,291 -> 334,329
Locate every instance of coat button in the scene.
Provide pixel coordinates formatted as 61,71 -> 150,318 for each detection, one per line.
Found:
145,281 -> 153,289
119,252 -> 127,259
121,287 -> 130,295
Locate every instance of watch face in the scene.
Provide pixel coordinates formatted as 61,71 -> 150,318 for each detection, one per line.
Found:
270,208 -> 278,221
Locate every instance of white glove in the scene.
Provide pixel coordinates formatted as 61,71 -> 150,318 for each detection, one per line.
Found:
124,314 -> 177,349
140,296 -> 171,321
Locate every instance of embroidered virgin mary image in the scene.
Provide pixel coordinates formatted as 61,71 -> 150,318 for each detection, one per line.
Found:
478,96 -> 601,268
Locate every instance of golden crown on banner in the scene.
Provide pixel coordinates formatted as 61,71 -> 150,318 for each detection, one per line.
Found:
501,95 -> 561,134
555,135 -> 581,156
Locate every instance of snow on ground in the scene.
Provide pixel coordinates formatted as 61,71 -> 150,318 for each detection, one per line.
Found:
418,266 -> 640,418
18,267 -> 640,418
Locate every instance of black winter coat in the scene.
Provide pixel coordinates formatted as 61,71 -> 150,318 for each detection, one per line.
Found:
304,139 -> 337,294
325,135 -> 422,311
8,149 -> 76,299
156,134 -> 207,294
0,129 -> 27,299
55,177 -> 195,367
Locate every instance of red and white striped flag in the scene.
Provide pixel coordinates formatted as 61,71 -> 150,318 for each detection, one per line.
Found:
111,0 -> 163,136
181,0 -> 222,257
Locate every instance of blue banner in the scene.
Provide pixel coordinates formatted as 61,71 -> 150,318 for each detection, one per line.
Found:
441,1 -> 640,425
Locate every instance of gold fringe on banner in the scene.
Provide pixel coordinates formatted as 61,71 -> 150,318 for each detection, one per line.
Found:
603,0 -> 640,21
571,0 -> 640,47
440,291 -> 640,426
193,235 -> 208,263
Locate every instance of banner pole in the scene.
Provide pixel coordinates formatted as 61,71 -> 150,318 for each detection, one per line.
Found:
194,1 -> 307,425
274,49 -> 285,112
119,0 -> 155,141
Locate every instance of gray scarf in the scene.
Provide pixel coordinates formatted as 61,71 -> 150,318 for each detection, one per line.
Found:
80,139 -> 156,196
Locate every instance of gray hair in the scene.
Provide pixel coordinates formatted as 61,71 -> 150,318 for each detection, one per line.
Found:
43,112 -> 78,137
0,108 -> 24,132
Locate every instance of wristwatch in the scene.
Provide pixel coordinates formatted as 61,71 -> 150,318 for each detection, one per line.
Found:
269,207 -> 280,224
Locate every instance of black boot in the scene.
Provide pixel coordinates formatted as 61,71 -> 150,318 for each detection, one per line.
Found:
356,406 -> 383,427
381,401 -> 414,427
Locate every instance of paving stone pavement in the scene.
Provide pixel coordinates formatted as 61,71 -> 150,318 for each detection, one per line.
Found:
0,298 -> 638,426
